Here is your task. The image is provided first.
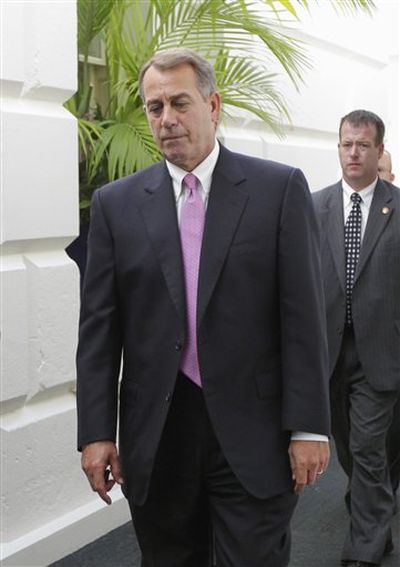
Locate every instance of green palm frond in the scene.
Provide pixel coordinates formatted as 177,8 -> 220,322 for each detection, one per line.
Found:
67,0 -> 375,220
77,0 -> 119,56
89,110 -> 162,182
264,0 -> 375,15
327,0 -> 375,15
147,0 -> 307,87
215,53 -> 290,135
77,118 -> 103,162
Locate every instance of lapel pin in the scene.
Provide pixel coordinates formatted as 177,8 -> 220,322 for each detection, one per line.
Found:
381,207 -> 390,215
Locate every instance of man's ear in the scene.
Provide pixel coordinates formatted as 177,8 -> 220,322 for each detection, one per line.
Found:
210,92 -> 221,123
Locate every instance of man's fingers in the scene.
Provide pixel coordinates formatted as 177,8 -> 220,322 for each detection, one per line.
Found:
97,486 -> 113,505
93,469 -> 117,505
307,468 -> 318,485
292,465 -> 308,493
89,465 -> 108,490
110,453 -> 124,485
289,440 -> 330,493
81,441 -> 122,504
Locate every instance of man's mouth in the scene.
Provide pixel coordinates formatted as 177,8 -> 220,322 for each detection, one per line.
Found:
162,135 -> 184,142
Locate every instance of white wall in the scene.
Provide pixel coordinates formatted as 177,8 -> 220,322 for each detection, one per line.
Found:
222,0 -> 400,192
0,2 -> 130,566
0,1 -> 398,566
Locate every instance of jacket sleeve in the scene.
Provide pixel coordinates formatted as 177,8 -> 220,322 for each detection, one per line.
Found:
278,169 -> 330,436
76,189 -> 122,450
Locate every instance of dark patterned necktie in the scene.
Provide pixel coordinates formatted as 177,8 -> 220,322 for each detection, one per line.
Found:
179,173 -> 205,386
344,192 -> 362,326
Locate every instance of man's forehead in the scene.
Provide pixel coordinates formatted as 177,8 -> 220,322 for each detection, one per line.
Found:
146,90 -> 193,103
341,121 -> 377,137
143,65 -> 199,99
144,63 -> 196,85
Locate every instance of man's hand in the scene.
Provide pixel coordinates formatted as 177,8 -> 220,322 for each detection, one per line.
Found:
81,441 -> 124,505
288,440 -> 330,494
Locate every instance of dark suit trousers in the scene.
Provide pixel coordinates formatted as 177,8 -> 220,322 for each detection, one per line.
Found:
387,396 -> 400,494
330,328 -> 398,564
130,373 -> 297,567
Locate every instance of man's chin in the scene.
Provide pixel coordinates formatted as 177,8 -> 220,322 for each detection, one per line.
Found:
345,171 -> 363,182
163,150 -> 188,168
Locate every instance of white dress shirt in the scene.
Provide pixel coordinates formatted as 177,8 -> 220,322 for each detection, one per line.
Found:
166,141 -> 327,443
166,140 -> 220,223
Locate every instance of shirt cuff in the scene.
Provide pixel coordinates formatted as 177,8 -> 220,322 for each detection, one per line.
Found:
291,431 -> 329,442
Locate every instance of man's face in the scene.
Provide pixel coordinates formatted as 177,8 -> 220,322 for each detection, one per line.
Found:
142,63 -> 221,171
338,120 -> 384,190
378,152 -> 395,183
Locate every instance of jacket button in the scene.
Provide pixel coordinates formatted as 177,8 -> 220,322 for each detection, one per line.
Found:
165,392 -> 172,402
175,340 -> 182,351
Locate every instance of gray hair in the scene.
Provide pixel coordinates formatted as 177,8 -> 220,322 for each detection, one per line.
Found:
139,48 -> 217,101
339,109 -> 385,146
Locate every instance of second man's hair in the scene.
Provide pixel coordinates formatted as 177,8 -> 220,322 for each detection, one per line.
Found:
339,109 -> 385,146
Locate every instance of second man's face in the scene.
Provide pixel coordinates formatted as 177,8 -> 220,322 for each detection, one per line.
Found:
338,120 -> 384,190
142,63 -> 221,172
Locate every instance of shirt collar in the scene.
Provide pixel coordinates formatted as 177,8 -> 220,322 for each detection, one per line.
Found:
342,177 -> 377,208
166,140 -> 220,201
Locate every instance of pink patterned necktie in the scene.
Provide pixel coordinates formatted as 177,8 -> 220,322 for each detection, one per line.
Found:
179,173 -> 205,387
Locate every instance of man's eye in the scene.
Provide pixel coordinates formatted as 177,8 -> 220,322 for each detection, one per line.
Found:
174,101 -> 188,109
148,105 -> 162,114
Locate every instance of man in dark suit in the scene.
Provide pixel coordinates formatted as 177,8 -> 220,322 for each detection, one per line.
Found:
313,110 -> 400,567
77,48 -> 330,566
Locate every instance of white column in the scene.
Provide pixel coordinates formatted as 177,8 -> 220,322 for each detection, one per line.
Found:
0,2 -> 129,565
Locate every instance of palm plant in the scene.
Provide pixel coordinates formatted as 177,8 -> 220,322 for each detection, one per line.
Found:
66,0 -> 374,222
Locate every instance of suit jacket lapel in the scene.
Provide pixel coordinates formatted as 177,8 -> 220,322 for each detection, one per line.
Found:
354,180 -> 393,285
137,147 -> 249,333
137,163 -> 186,327
197,147 -> 248,327
322,183 -> 346,293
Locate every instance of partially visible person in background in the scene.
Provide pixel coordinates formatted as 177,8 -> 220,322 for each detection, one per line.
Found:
377,148 -> 400,501
313,110 -> 400,567
378,149 -> 395,183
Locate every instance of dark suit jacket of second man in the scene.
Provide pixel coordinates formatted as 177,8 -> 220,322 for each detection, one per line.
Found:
313,178 -> 400,392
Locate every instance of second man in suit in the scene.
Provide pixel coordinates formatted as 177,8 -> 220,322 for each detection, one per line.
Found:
313,110 -> 400,567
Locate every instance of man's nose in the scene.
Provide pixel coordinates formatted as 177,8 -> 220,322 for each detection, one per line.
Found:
161,105 -> 177,128
349,143 -> 359,156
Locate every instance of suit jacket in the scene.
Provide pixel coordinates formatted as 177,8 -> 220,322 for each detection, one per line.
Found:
312,180 -> 400,391
77,144 -> 330,505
